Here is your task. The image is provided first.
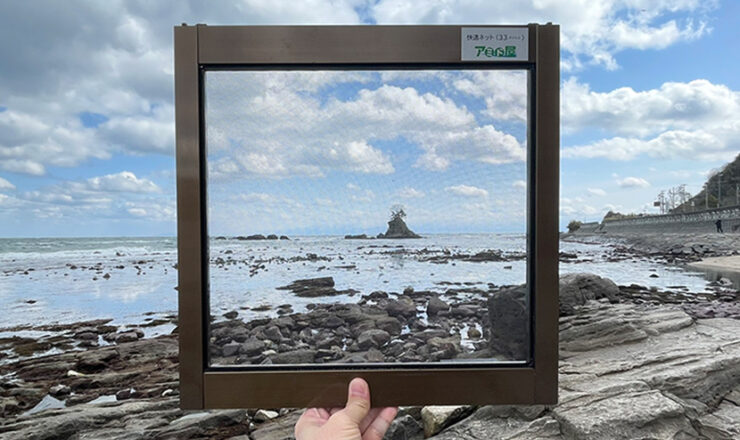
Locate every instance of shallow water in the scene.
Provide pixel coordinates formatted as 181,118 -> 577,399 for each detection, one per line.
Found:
0,234 -> 718,330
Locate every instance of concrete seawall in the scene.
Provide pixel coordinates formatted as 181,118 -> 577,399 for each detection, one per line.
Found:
586,206 -> 740,234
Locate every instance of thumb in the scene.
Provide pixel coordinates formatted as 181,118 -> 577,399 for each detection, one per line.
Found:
342,378 -> 371,425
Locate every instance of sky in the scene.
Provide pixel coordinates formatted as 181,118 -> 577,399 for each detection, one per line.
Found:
0,0 -> 738,237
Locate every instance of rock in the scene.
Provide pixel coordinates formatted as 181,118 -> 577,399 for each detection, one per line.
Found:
345,234 -> 368,239
49,384 -> 71,397
377,214 -> 421,239
385,298 -> 417,318
429,406 -> 559,440
250,410 -> 301,440
403,286 -> 414,295
222,342 -> 241,357
375,316 -> 402,335
383,414 -> 423,440
240,338 -> 266,357
269,349 -> 317,364
426,296 -> 449,316
266,234 -> 278,240
253,409 -> 279,422
426,336 -> 460,359
467,327 -> 482,339
279,235 -> 290,240
261,326 -> 283,343
559,273 -> 619,315
553,390 -> 696,439
487,285 -> 528,360
113,331 -> 140,344
277,277 -> 353,297
357,329 -> 391,350
223,310 -> 238,319
421,405 -> 473,437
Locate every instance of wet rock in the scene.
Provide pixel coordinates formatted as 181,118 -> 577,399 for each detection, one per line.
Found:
277,277 -> 356,297
266,234 -> 278,240
357,329 -> 391,350
223,310 -> 238,319
426,296 -> 449,316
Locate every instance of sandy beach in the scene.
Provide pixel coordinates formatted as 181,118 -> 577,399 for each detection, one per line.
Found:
689,255 -> 740,273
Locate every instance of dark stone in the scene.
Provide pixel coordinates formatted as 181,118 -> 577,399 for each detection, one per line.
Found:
375,316 -> 402,335
240,338 -> 266,356
426,296 -> 449,316
386,298 -> 417,318
357,329 -> 391,350
560,273 -> 620,315
223,310 -> 238,319
377,215 -> 421,239
487,285 -> 528,360
266,234 -> 278,240
269,349 -> 317,364
384,414 -> 424,440
261,326 -> 283,343
222,341 -> 241,357
345,234 -> 369,239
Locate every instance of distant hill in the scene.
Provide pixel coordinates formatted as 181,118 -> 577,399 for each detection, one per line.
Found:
673,153 -> 740,212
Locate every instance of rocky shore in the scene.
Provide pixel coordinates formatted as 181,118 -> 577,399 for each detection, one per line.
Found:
1,268 -> 739,439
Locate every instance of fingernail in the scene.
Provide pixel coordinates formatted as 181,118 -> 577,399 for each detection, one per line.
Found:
350,379 -> 368,398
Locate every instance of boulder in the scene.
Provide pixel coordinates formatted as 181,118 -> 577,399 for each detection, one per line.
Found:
375,316 -> 402,335
384,414 -> 423,440
486,285 -> 528,360
357,329 -> 391,350
420,405 -> 473,437
426,296 -> 449,316
559,273 -> 619,315
385,298 -> 417,318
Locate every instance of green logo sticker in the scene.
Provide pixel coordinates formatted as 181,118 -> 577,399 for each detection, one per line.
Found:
474,45 -> 517,58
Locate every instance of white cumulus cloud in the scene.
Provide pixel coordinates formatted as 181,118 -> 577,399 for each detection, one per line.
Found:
446,184 -> 489,198
617,177 -> 651,188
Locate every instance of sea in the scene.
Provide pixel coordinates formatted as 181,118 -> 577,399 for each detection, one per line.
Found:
0,234 -> 720,335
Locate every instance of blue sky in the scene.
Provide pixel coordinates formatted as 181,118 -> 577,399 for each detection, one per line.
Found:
0,0 -> 738,237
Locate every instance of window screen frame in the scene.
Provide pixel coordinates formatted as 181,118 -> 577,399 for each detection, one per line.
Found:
175,24 -> 559,409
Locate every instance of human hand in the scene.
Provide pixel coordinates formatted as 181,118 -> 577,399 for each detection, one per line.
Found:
294,378 -> 398,440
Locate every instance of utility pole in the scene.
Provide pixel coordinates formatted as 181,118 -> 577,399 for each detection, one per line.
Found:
705,183 -> 708,210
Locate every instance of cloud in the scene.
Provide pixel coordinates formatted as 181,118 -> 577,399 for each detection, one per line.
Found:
512,180 -> 526,189
446,184 -> 489,198
0,177 -> 16,191
207,75 -> 524,178
0,1 -> 362,174
373,0 -> 714,70
561,78 -> 740,162
398,187 -> 425,198
587,188 -> 606,196
84,171 -> 160,193
617,177 -> 650,188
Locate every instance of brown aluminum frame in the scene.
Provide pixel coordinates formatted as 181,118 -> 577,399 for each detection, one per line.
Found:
175,24 -> 559,409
